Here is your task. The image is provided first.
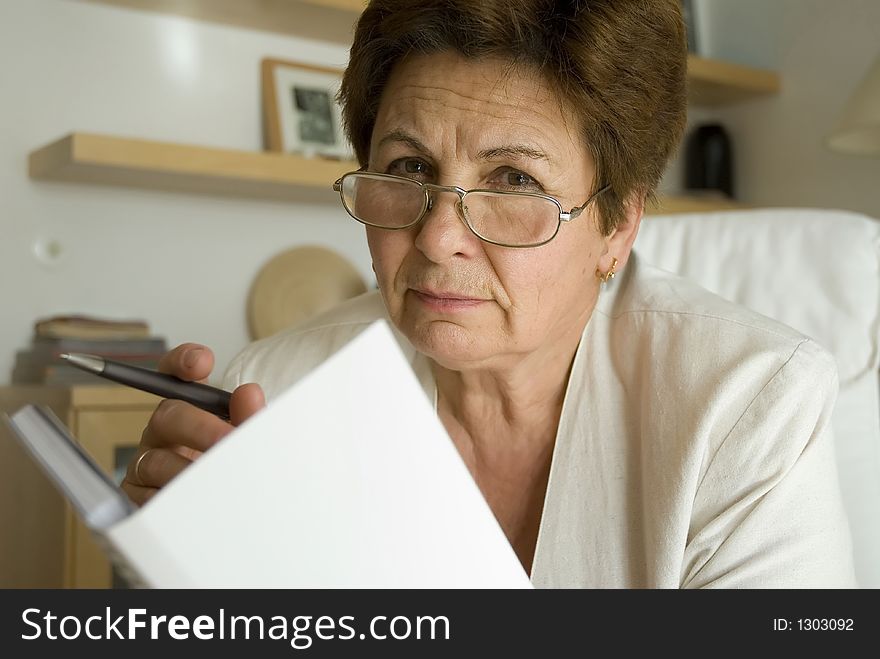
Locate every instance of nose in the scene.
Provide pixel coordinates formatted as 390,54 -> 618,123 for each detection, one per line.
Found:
413,187 -> 480,262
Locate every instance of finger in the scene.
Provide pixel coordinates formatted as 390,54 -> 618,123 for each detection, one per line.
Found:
121,481 -> 160,507
170,444 -> 204,463
124,446 -> 194,490
141,399 -> 233,453
157,343 -> 215,384
230,383 -> 267,426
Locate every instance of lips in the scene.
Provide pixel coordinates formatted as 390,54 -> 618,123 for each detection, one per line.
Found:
409,287 -> 490,311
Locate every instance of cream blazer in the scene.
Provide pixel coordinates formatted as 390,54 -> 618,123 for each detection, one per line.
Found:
223,253 -> 856,588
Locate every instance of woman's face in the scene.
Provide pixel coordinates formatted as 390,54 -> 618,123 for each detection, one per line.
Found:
366,52 -> 617,372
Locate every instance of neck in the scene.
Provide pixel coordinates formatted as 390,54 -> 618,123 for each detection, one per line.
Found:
431,318 -> 587,576
431,313 -> 586,451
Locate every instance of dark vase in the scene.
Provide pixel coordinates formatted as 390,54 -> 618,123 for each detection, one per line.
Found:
685,123 -> 734,198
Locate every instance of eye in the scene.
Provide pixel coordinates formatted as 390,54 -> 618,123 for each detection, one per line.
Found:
387,158 -> 434,181
508,172 -> 531,187
490,169 -> 543,192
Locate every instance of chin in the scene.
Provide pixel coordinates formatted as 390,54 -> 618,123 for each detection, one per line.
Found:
398,315 -> 497,370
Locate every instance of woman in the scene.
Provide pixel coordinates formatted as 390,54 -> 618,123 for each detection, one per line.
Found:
123,0 -> 855,587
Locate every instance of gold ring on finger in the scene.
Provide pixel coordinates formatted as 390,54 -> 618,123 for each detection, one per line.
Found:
133,448 -> 154,487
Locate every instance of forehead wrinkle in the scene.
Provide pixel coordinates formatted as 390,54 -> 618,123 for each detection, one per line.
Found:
375,72 -> 586,175
392,80 -> 561,125
379,100 -> 568,167
378,129 -> 431,156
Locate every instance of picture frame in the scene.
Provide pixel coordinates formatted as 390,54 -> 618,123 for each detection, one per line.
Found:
261,57 -> 353,160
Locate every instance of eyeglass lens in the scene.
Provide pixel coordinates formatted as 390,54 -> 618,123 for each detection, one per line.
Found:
341,175 -> 560,246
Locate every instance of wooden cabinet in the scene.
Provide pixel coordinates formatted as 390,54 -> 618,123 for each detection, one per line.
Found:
0,386 -> 160,588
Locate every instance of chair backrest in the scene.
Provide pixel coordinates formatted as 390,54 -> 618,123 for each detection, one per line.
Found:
635,207 -> 880,587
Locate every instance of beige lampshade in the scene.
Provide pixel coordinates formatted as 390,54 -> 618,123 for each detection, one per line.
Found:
827,52 -> 880,156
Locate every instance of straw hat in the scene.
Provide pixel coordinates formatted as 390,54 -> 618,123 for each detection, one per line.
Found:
247,245 -> 368,340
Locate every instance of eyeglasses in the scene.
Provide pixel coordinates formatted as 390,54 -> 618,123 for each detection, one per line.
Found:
332,172 -> 610,248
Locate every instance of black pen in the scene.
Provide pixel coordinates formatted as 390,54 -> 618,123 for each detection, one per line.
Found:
60,353 -> 231,419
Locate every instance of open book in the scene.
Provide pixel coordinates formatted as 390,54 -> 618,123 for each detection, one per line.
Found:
4,320 -> 531,588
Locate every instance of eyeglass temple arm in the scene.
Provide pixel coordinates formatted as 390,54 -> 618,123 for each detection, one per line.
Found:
561,184 -> 611,222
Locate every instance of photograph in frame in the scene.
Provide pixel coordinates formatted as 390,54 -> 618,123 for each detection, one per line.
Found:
261,58 -> 353,160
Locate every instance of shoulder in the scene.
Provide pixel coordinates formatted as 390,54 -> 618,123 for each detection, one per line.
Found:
578,256 -> 851,586
222,290 -> 404,399
585,252 -> 839,458
597,252 -> 837,382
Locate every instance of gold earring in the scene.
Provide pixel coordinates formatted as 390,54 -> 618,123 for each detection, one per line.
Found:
596,257 -> 618,283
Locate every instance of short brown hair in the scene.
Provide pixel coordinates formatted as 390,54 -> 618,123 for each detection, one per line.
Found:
340,0 -> 688,235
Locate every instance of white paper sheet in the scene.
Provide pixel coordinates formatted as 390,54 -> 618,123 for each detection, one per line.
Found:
108,320 -> 532,588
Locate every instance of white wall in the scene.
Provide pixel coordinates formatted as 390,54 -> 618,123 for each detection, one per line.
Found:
682,0 -> 880,218
0,0 -> 371,385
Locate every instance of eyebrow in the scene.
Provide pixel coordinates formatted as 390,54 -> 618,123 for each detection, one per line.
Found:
477,145 -> 551,164
377,129 -> 551,164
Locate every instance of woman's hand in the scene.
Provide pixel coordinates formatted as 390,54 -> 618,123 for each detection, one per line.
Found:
121,343 -> 266,506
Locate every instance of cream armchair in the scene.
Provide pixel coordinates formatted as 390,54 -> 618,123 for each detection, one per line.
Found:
636,208 -> 880,587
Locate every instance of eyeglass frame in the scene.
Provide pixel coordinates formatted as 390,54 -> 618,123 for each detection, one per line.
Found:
332,171 -> 612,248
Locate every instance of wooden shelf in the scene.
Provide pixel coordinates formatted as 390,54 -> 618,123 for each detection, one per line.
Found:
30,132 -> 744,213
300,0 -> 363,10
646,193 -> 746,215
687,55 -> 780,105
29,133 -> 356,201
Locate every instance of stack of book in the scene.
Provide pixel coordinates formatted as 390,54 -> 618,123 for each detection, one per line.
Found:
11,315 -> 168,386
